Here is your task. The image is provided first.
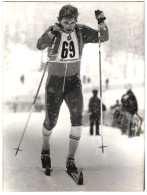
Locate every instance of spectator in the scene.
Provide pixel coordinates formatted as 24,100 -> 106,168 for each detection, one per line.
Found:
89,89 -> 106,135
105,78 -> 109,89
20,74 -> 25,84
121,89 -> 138,133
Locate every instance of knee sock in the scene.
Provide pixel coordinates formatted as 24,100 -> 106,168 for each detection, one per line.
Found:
67,126 -> 83,161
42,125 -> 52,151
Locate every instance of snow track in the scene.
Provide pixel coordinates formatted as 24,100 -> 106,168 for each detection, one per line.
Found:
3,103 -> 144,192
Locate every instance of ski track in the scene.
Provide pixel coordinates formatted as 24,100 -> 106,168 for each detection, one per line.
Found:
3,103 -> 144,192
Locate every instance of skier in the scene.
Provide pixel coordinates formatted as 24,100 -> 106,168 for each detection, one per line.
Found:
37,4 -> 109,174
89,89 -> 106,135
121,89 -> 138,135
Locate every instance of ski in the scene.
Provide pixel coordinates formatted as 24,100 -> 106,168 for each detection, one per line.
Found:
42,166 -> 84,185
67,170 -> 84,185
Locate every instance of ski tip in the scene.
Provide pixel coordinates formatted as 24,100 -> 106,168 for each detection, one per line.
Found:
78,171 -> 83,185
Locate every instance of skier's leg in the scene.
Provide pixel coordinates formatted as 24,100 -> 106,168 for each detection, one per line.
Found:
68,126 -> 83,159
42,76 -> 63,152
65,86 -> 83,161
41,76 -> 64,173
42,125 -> 52,151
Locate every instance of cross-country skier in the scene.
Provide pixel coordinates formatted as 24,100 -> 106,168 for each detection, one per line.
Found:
89,89 -> 106,135
37,4 -> 109,174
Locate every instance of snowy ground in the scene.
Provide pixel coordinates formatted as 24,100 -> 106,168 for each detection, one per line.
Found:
3,102 -> 144,192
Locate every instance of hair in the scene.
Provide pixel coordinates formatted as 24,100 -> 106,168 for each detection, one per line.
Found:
58,4 -> 79,22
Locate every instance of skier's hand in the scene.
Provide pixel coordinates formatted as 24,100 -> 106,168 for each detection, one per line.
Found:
95,10 -> 106,24
53,23 -> 63,33
48,23 -> 63,37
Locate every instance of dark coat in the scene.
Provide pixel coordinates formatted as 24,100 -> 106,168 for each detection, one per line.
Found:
89,96 -> 106,120
121,90 -> 138,115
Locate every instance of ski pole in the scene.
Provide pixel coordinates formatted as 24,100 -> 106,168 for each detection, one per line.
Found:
95,10 -> 108,153
14,61 -> 48,156
14,36 -> 57,156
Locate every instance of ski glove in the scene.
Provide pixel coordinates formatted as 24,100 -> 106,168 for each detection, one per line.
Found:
95,10 -> 106,24
53,23 -> 64,34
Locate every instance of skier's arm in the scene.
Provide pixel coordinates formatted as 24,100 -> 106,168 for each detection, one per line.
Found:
82,24 -> 109,44
95,9 -> 109,42
99,23 -> 109,42
82,9 -> 109,43
36,26 -> 56,50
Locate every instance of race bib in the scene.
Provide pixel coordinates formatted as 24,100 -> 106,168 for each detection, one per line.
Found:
56,31 -> 79,63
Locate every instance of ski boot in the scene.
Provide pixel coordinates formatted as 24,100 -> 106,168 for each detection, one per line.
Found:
90,127 -> 93,135
66,158 -> 78,173
96,130 -> 100,135
41,150 -> 51,176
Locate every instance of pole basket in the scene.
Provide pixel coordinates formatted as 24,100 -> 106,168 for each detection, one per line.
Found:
99,145 -> 108,153
14,148 -> 23,156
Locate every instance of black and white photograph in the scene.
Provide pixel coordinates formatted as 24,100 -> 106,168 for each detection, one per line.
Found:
2,0 -> 145,192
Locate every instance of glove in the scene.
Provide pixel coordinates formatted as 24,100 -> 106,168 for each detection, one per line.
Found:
95,10 -> 106,24
53,23 -> 63,33
48,23 -> 63,37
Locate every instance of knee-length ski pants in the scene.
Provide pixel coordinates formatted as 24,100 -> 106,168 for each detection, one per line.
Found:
43,74 -> 83,130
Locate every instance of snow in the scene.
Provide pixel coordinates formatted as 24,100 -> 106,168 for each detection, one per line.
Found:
3,102 -> 144,192
5,43 -> 42,72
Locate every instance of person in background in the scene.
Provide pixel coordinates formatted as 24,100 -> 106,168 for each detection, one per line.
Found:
105,78 -> 109,89
89,89 -> 106,135
20,74 -> 25,84
121,89 -> 138,133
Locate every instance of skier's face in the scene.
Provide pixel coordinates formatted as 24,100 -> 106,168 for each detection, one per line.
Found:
60,17 -> 77,34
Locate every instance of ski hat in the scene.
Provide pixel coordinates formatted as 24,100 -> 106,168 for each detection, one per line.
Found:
58,4 -> 79,21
